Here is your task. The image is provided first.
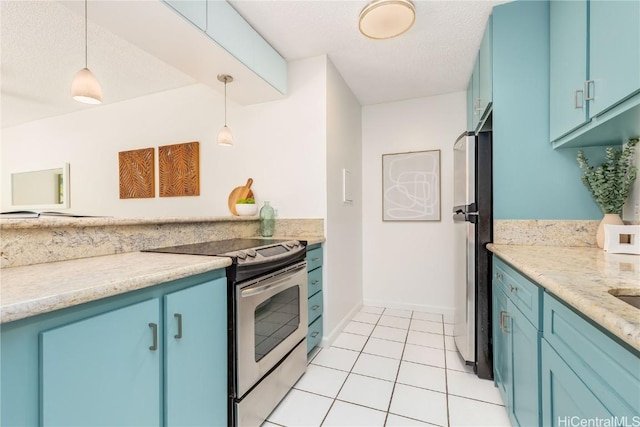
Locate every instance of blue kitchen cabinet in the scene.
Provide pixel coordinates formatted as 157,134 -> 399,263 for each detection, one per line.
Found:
588,0 -> 640,118
306,244 -> 323,354
163,0 -> 207,31
492,258 -> 542,427
541,293 -> 640,424
467,16 -> 493,133
550,0 -> 640,144
1,270 -> 227,426
164,279 -> 228,426
549,0 -> 588,141
41,299 -> 162,426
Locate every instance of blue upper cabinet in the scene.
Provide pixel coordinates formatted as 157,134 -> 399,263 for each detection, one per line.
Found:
550,0 -> 640,147
164,0 -> 207,31
161,0 -> 287,95
467,15 -> 493,133
549,0 -> 588,142
588,0 -> 640,117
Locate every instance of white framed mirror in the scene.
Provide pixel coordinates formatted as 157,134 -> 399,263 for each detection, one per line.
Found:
10,163 -> 70,210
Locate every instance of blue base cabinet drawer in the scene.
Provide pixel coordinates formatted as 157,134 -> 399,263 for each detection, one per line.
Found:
307,247 -> 323,272
307,316 -> 322,353
308,268 -> 322,298
494,257 -> 542,328
542,293 -> 640,418
308,291 -> 323,325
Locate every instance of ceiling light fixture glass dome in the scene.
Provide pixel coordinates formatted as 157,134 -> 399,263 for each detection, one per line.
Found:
217,74 -> 234,146
71,0 -> 102,104
359,0 -> 416,40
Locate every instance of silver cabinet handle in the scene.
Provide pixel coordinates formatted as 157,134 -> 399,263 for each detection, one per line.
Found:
574,89 -> 584,109
474,98 -> 482,114
311,305 -> 320,311
496,272 -> 503,280
499,312 -> 510,333
149,323 -> 158,351
311,280 -> 319,285
311,257 -> 320,262
584,80 -> 595,101
311,331 -> 319,338
174,313 -> 183,339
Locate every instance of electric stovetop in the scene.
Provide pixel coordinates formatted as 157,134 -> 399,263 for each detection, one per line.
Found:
144,238 -> 290,256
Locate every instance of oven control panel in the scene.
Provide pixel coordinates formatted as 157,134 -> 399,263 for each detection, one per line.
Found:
227,240 -> 304,264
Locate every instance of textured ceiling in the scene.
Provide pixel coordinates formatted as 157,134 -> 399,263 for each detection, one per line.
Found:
230,0 -> 507,105
0,1 -> 195,128
1,0 -> 507,128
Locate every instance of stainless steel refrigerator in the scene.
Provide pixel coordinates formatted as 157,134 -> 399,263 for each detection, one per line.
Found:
452,130 -> 493,380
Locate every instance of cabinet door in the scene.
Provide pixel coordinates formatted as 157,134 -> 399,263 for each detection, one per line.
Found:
479,16 -> 493,116
549,0 -> 588,141
41,299 -> 161,426
541,340 -> 613,426
466,75 -> 474,131
588,0 -> 640,117
165,278 -> 227,427
471,56 -> 481,130
508,303 -> 540,427
492,286 -> 509,403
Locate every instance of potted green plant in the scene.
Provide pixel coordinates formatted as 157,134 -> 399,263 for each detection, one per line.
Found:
577,137 -> 638,248
235,198 -> 257,216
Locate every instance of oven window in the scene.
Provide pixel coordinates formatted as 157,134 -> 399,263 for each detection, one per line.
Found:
254,286 -> 300,362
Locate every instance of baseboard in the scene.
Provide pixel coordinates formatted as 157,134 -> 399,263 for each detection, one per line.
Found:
363,299 -> 456,318
320,302 -> 363,348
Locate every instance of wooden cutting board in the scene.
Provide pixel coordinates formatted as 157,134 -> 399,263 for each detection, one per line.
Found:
228,178 -> 254,215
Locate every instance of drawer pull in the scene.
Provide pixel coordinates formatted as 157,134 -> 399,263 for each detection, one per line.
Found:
310,331 -> 319,338
312,305 -> 320,311
508,284 -> 518,293
311,280 -> 319,285
149,323 -> 158,351
311,257 -> 320,262
174,313 -> 183,339
496,272 -> 503,280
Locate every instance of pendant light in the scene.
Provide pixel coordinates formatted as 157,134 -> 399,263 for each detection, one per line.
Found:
359,0 -> 416,40
217,74 -> 234,146
71,0 -> 103,104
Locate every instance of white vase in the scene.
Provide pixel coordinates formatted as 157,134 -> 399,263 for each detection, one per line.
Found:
596,213 -> 624,249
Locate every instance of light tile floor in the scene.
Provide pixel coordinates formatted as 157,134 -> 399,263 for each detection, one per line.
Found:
264,306 -> 510,427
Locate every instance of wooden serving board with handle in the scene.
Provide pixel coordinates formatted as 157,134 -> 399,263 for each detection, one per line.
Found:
228,178 -> 254,215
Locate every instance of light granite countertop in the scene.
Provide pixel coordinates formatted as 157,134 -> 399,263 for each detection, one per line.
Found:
488,244 -> 640,351
0,252 -> 231,324
0,235 -> 324,324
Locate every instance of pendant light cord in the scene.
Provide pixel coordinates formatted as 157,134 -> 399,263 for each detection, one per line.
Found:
224,80 -> 228,126
84,0 -> 88,68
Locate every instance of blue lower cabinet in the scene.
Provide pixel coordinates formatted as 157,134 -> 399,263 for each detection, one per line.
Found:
307,316 -> 323,354
1,271 -> 227,426
164,280 -> 227,426
306,244 -> 323,354
41,299 -> 162,426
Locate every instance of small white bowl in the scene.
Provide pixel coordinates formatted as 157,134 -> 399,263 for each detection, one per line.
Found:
235,204 -> 258,216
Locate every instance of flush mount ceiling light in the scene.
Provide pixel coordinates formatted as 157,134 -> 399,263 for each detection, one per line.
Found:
358,0 -> 416,40
217,74 -> 234,146
71,0 -> 103,104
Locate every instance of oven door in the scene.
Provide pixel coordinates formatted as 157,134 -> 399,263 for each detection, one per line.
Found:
235,261 -> 308,398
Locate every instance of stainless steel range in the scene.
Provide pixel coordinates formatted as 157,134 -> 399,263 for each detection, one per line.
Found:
145,238 -> 308,426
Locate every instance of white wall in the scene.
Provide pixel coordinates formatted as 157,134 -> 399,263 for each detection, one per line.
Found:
622,139 -> 640,222
362,92 -> 466,315
323,59 -> 363,344
1,57 -> 327,218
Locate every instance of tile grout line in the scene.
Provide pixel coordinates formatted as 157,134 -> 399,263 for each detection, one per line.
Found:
317,307 -> 384,426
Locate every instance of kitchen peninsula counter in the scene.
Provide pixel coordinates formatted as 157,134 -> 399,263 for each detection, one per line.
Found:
0,252 -> 231,324
488,244 -> 640,351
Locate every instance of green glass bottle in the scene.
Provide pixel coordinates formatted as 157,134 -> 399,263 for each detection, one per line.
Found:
259,201 -> 275,237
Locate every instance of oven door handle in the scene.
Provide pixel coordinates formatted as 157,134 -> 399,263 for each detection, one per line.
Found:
240,264 -> 306,298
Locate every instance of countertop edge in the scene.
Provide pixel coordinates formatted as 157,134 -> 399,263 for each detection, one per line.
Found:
488,244 -> 640,352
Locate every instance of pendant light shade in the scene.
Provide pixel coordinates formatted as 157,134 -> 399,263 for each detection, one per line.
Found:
359,0 -> 416,40
217,74 -> 234,146
71,68 -> 103,104
72,0 -> 102,105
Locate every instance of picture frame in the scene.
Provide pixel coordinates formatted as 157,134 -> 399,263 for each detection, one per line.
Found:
382,150 -> 441,221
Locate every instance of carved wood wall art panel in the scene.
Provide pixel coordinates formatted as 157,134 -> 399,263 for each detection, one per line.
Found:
118,148 -> 155,199
159,141 -> 200,197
